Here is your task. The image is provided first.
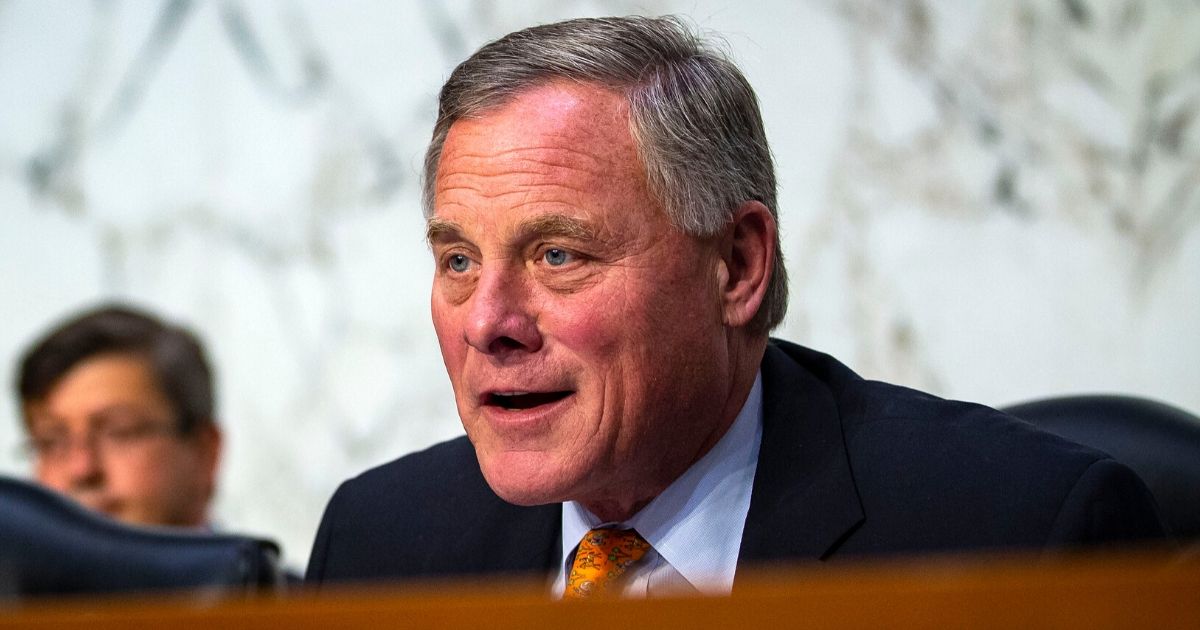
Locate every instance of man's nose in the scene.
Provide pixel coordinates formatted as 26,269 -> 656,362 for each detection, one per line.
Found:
463,264 -> 543,357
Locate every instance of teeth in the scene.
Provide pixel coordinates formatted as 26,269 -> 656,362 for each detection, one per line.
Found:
495,392 -> 529,397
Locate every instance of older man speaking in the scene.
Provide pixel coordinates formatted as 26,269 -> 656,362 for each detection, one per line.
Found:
307,16 -> 1163,598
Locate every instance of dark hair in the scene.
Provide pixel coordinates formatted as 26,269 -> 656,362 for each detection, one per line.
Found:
422,15 -> 787,334
17,304 -> 215,434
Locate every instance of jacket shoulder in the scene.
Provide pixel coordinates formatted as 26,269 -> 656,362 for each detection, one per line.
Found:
306,437 -> 559,584
763,339 -> 1164,554
843,380 -> 1164,551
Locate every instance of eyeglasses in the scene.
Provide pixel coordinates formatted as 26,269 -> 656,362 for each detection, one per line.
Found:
23,417 -> 180,463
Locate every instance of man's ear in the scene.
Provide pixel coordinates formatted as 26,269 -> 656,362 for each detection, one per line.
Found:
717,200 -> 775,328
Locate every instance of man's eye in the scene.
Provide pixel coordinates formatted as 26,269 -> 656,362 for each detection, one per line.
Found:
447,254 -> 471,272
102,424 -> 148,443
543,248 -> 571,266
29,436 -> 66,457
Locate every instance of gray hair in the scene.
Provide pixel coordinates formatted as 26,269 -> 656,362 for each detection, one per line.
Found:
422,15 -> 787,333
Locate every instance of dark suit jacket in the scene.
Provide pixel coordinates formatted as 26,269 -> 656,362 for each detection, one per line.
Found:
306,339 -> 1164,584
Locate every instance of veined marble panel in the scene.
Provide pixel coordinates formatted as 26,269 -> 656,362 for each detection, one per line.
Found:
1,0 -> 1196,569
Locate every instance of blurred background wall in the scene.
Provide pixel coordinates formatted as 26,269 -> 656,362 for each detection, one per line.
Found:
1,0 -> 1197,570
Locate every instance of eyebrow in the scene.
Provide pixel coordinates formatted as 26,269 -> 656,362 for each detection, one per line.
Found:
519,214 -> 596,241
425,214 -> 598,245
25,404 -> 161,426
425,218 -> 462,244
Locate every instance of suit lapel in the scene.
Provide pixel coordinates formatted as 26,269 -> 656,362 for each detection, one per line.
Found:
491,502 -> 561,574
737,342 -> 865,573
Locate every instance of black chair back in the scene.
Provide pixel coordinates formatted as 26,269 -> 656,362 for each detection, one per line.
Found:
1003,395 -> 1200,540
0,475 -> 284,599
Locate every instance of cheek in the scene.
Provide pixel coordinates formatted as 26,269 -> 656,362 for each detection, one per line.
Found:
553,285 -> 699,361
104,454 -> 161,494
132,457 -> 206,520
545,293 -> 633,356
35,465 -> 68,490
431,299 -> 467,364
434,274 -> 475,308
125,441 -> 200,486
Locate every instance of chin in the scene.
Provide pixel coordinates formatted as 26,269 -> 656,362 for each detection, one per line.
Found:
478,451 -> 578,507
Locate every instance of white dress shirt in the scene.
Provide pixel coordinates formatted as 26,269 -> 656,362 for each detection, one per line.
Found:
553,372 -> 764,597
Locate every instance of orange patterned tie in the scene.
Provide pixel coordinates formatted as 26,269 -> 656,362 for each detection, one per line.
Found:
563,527 -> 651,599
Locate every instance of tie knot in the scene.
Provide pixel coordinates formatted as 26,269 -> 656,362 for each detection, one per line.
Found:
564,527 -> 650,599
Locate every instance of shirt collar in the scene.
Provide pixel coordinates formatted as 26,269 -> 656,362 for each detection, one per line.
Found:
560,371 -> 763,594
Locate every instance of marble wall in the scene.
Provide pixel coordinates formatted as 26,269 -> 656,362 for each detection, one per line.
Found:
1,0 -> 1196,570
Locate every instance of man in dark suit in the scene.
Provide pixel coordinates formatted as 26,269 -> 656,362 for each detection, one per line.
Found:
307,16 -> 1163,597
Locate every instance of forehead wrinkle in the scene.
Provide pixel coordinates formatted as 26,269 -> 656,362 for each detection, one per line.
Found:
436,175 -> 594,202
445,142 -> 614,170
437,150 -> 628,207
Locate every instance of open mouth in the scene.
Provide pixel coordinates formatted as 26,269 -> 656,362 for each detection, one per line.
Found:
485,391 -> 573,410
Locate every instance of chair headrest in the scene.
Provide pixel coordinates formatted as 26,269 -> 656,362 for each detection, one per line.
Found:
0,475 -> 284,599
1003,395 -> 1200,540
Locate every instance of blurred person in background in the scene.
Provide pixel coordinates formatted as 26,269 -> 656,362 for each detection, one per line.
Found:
15,304 -> 222,529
